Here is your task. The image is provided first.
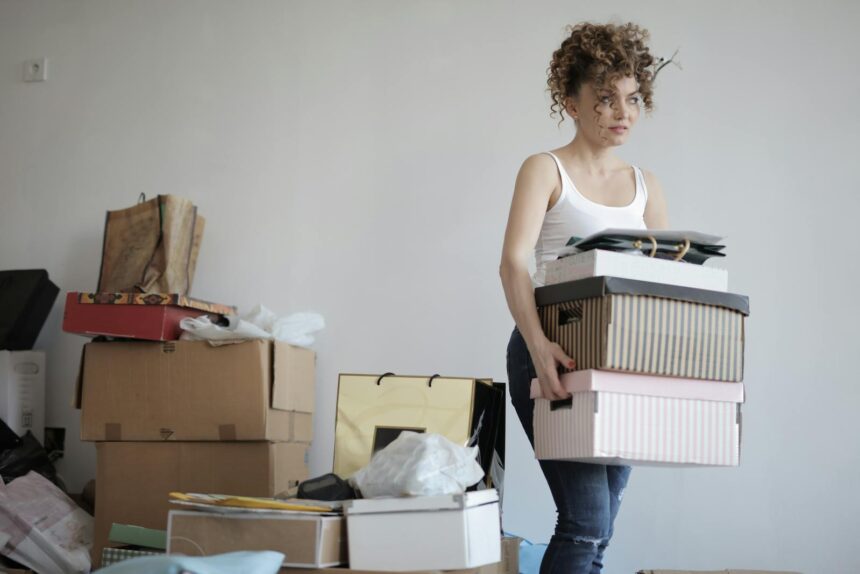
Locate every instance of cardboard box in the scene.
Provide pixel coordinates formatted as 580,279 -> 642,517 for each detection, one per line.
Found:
343,490 -> 501,571
334,374 -> 503,480
168,510 -> 346,567
500,536 -> 520,574
532,370 -> 743,466
62,291 -> 234,341
77,339 -> 314,441
544,249 -> 729,291
0,351 -> 45,443
93,441 -> 308,567
536,277 -> 749,382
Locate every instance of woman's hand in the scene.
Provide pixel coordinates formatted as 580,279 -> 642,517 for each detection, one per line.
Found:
530,337 -> 575,400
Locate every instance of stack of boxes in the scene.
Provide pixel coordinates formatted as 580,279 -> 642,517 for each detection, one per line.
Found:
72,334 -> 316,565
532,247 -> 749,466
59,196 -> 318,566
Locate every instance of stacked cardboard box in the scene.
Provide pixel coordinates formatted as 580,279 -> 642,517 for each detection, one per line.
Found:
533,249 -> 749,466
75,338 -> 316,566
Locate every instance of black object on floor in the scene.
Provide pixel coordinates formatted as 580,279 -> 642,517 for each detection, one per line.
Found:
0,269 -> 60,350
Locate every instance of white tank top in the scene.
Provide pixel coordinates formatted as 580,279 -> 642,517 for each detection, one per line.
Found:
533,152 -> 649,286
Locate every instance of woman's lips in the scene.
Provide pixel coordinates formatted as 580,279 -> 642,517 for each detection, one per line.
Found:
609,126 -> 628,134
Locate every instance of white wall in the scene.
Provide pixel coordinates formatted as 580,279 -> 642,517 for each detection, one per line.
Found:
1,1 -> 858,572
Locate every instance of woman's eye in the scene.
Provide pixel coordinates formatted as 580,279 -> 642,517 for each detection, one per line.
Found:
629,96 -> 641,105
599,96 -> 612,104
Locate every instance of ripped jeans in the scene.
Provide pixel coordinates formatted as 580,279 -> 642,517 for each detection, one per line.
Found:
507,328 -> 631,574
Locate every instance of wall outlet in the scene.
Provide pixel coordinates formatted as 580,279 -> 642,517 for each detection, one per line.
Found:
23,58 -> 48,82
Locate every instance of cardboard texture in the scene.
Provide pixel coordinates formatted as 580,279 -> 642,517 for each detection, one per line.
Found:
533,371 -> 743,466
62,291 -> 233,341
93,441 -> 309,567
334,374 -> 503,479
0,270 -> 59,351
343,491 -> 501,571
536,277 -> 748,382
500,536 -> 520,574
78,339 -> 315,441
0,351 -> 45,443
545,249 -> 729,291
167,511 -> 346,567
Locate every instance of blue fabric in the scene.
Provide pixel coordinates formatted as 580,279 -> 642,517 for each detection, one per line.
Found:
507,328 -> 631,574
94,551 -> 284,574
512,535 -> 548,574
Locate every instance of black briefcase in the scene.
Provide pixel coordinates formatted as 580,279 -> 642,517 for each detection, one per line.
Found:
0,270 -> 59,350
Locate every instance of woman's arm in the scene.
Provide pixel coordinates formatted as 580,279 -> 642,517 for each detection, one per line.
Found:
643,170 -> 669,229
500,154 -> 575,400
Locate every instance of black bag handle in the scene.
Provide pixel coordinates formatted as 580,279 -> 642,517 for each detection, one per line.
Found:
375,372 -> 395,385
375,373 -> 441,387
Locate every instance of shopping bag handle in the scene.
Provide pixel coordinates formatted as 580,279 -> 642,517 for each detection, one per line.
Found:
375,372 -> 441,387
375,372 -> 395,385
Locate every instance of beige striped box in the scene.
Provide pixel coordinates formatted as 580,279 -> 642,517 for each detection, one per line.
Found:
536,277 -> 749,382
531,370 -> 743,466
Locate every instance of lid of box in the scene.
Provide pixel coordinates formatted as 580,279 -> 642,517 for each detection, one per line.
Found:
343,489 -> 499,515
530,370 -> 744,403
70,292 -> 235,315
535,276 -> 749,315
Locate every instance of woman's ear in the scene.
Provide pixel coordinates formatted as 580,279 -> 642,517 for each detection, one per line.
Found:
564,97 -> 579,121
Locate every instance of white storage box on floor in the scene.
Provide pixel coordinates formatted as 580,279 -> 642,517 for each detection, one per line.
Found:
544,249 -> 728,291
342,490 -> 501,571
531,371 -> 744,466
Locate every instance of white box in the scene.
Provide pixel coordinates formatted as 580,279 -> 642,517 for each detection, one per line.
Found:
531,370 -> 743,467
0,351 -> 45,443
544,249 -> 728,291
343,490 -> 501,571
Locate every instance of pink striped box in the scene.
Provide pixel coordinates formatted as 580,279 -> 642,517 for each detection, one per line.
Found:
530,370 -> 744,466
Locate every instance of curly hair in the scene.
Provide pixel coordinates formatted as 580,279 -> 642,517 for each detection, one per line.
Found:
547,22 -> 656,123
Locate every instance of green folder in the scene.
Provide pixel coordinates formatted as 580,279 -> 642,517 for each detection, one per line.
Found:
108,523 -> 167,550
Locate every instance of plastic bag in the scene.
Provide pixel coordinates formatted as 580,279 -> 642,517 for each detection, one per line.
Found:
180,305 -> 324,347
0,431 -> 64,491
0,471 -> 93,574
350,432 -> 484,498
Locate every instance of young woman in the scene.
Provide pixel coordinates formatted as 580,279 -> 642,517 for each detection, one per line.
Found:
499,22 -> 669,574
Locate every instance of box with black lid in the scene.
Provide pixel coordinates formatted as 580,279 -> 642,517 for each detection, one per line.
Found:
535,276 -> 749,382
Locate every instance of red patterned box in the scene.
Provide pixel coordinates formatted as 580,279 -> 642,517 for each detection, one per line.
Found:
62,292 -> 234,341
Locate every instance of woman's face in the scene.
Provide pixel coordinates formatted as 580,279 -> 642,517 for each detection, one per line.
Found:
567,76 -> 642,147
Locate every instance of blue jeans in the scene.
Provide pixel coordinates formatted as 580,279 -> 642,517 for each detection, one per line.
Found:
506,328 -> 631,574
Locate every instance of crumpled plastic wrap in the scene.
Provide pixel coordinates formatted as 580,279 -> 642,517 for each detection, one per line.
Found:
180,305 -> 324,347
350,432 -> 485,498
